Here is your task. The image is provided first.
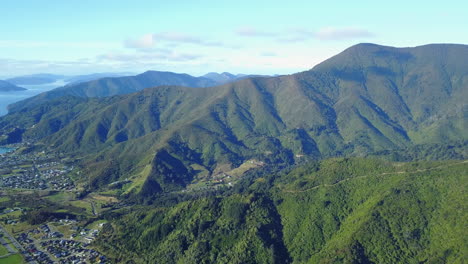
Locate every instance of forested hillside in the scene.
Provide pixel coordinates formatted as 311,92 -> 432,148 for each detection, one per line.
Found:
0,44 -> 466,197
95,158 -> 467,263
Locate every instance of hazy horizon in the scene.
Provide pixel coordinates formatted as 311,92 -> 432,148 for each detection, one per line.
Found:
1,0 -> 466,77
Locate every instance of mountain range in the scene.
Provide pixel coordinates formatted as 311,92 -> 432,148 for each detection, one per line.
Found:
64,72 -> 135,85
0,43 -> 467,264
202,72 -> 248,84
1,43 -> 466,196
0,80 -> 27,92
7,71 -> 250,112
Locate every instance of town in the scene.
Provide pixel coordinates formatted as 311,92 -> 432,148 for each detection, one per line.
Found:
0,144 -> 75,191
0,216 -> 107,264
15,220 -> 107,263
0,145 -> 109,263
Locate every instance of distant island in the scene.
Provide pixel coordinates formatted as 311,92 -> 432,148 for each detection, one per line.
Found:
5,72 -> 135,86
6,74 -> 65,85
0,80 -> 27,92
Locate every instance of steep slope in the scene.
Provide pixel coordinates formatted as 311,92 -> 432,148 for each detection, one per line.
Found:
0,80 -> 27,92
275,158 -> 468,263
0,43 -> 466,195
98,193 -> 291,263
95,158 -> 468,263
312,43 -> 468,144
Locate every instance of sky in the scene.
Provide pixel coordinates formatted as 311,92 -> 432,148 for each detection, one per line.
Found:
0,0 -> 467,78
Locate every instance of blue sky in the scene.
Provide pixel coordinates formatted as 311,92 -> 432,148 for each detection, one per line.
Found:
1,0 -> 466,77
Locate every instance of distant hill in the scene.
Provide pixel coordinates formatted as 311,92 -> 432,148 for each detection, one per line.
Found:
6,72 -> 134,86
6,74 -> 65,85
64,72 -> 134,85
203,72 -> 270,84
0,80 -> 27,92
7,71 -> 226,112
2,44 -> 466,264
202,72 -> 247,84
0,43 -> 466,195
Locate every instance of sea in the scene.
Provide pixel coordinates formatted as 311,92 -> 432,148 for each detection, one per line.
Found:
0,80 -> 68,116
0,147 -> 13,154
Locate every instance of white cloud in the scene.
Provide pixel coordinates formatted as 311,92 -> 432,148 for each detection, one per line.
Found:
154,32 -> 202,43
235,26 -> 373,42
315,27 -> 374,40
125,32 -> 227,51
235,26 -> 314,42
260,52 -> 277,57
2,25 -> 370,76
124,33 -> 156,49
0,40 -> 117,49
0,57 -> 99,76
235,27 -> 276,37
97,50 -> 202,63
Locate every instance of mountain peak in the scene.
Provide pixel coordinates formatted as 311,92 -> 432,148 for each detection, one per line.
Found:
312,43 -> 468,73
202,72 -> 245,83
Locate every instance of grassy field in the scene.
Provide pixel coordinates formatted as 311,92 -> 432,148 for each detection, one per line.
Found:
44,192 -> 75,203
0,254 -> 24,264
98,189 -> 120,196
86,219 -> 107,230
0,244 -> 8,256
123,164 -> 152,195
3,221 -> 35,235
53,223 -> 74,238
226,160 -> 263,177
69,200 -> 93,215
0,210 -> 21,220
89,193 -> 118,203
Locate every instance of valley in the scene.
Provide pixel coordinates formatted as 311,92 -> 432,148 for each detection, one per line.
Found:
0,139 -> 466,263
0,43 -> 466,263
0,142 -> 272,263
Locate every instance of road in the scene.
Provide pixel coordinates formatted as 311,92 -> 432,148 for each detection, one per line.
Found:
283,160 -> 468,193
0,235 -> 17,254
0,225 -> 38,264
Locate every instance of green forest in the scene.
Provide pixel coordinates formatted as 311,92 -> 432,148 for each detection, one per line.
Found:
0,43 -> 467,263
95,158 -> 467,263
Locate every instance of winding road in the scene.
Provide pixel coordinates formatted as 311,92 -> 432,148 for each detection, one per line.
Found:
283,160 -> 468,194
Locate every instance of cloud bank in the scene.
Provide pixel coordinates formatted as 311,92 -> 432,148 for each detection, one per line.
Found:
315,27 -> 374,40
125,32 -> 226,50
235,26 -> 374,42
